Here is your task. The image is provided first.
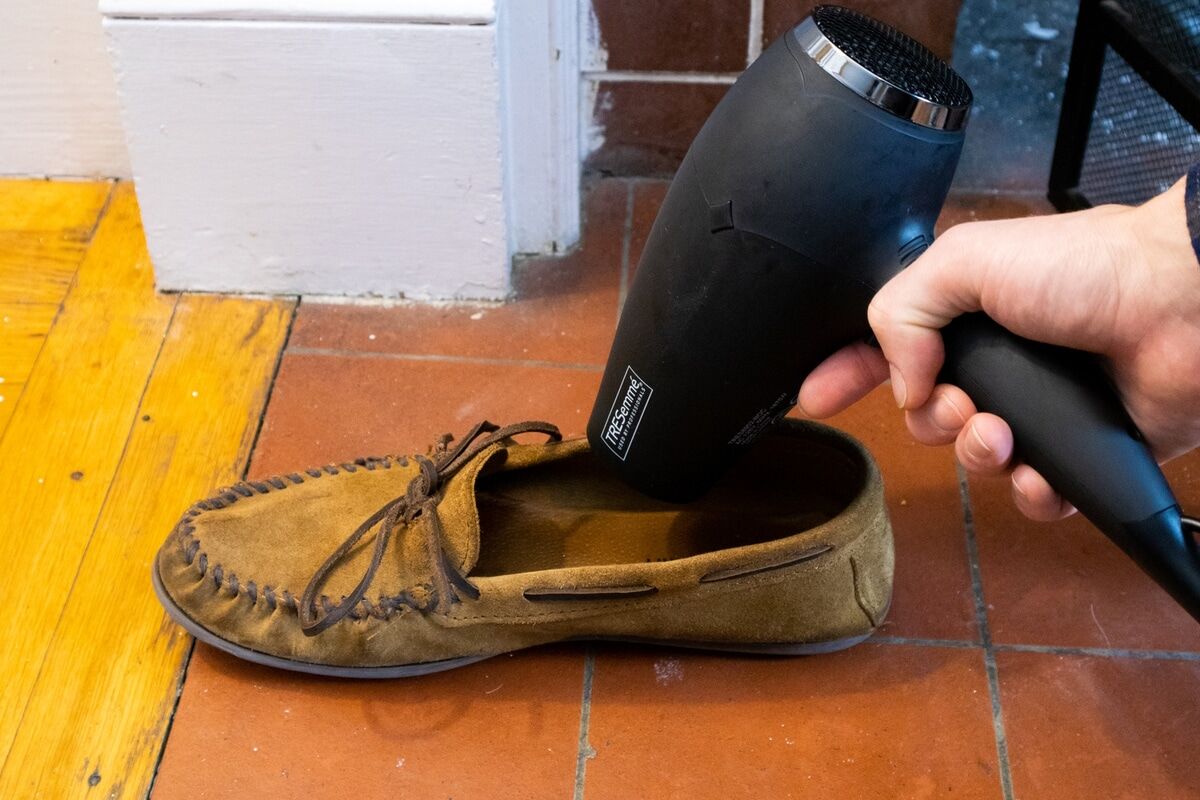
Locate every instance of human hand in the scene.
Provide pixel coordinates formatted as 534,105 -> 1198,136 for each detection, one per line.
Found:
798,177 -> 1200,520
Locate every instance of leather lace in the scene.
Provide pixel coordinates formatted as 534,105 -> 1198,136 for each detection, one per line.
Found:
299,420 -> 562,635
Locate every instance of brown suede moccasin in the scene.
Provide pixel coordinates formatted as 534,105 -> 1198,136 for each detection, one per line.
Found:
153,419 -> 893,678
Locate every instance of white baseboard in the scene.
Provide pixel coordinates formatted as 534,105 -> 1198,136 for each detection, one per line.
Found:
102,0 -> 580,300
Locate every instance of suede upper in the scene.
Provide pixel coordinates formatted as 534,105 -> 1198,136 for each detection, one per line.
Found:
155,419 -> 895,670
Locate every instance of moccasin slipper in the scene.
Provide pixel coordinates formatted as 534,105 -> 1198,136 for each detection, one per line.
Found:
154,419 -> 893,677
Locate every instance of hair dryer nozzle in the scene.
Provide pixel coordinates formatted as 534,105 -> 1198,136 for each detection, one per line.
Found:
800,6 -> 972,131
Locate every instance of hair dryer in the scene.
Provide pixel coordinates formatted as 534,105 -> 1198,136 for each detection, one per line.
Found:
587,6 -> 1200,621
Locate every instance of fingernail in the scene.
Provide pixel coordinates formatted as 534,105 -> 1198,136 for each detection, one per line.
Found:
967,424 -> 994,460
931,392 -> 969,433
889,364 -> 907,408
1012,473 -> 1028,500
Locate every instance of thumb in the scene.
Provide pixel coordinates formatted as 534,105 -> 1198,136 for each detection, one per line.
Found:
867,226 -> 986,409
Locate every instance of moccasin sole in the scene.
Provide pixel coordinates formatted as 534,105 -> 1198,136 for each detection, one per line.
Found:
154,560 -> 882,678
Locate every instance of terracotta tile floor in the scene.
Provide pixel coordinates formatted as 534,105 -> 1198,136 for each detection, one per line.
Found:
152,179 -> 1200,799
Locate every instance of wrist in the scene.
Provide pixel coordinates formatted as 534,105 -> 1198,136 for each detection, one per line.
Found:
1128,178 -> 1200,309
1125,176 -> 1200,403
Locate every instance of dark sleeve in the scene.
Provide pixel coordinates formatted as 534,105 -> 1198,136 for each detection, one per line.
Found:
1187,162 -> 1200,267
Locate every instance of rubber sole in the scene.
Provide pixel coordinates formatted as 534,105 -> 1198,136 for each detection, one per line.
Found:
154,563 -> 876,678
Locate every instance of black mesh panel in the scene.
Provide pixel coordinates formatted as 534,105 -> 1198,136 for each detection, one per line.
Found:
1114,0 -> 1200,79
1078,46 -> 1200,206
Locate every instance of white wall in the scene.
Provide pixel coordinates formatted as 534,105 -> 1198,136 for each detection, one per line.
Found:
0,0 -> 131,177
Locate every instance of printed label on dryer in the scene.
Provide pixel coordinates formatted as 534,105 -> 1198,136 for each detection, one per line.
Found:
728,391 -> 797,446
601,366 -> 653,461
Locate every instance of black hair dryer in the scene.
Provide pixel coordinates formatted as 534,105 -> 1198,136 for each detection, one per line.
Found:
588,6 -> 1200,621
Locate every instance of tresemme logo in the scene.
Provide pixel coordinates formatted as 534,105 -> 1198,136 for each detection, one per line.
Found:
601,366 -> 653,461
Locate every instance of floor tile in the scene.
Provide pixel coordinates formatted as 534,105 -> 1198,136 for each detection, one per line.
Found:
997,650 -> 1200,799
152,645 -> 584,799
583,642 -> 1001,799
249,352 -> 602,480
970,450 -> 1200,651
288,179 -> 627,367
820,387 -> 977,641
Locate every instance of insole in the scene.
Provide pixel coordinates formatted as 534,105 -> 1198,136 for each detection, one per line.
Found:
473,435 -> 863,576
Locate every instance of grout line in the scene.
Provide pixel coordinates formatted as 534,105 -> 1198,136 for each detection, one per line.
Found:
994,643 -> 1200,662
871,633 -> 1200,662
0,294 -> 181,778
746,0 -> 765,65
871,635 -> 978,649
572,649 -> 598,800
958,466 -> 993,648
958,465 -> 1016,800
616,182 -> 635,318
871,634 -> 1200,662
581,69 -> 739,85
145,638 -> 196,795
982,645 -> 1016,800
286,346 -> 604,373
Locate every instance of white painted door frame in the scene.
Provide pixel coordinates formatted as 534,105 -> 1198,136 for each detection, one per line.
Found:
498,0 -> 581,256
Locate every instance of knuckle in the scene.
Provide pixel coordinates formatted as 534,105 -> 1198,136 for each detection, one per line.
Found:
935,220 -> 981,247
866,297 -> 892,330
934,223 -> 967,245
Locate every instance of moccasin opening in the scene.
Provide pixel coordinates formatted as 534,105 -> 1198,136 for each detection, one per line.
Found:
472,424 -> 869,576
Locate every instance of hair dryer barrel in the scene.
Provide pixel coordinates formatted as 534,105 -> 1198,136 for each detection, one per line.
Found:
588,156 -> 865,500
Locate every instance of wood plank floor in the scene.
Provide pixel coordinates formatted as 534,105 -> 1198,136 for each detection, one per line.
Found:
0,180 -> 294,798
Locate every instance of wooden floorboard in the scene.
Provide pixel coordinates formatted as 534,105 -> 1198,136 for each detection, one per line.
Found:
0,293 -> 293,799
0,184 -> 178,772
0,180 -> 112,435
0,302 -> 60,433
0,180 -> 111,305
